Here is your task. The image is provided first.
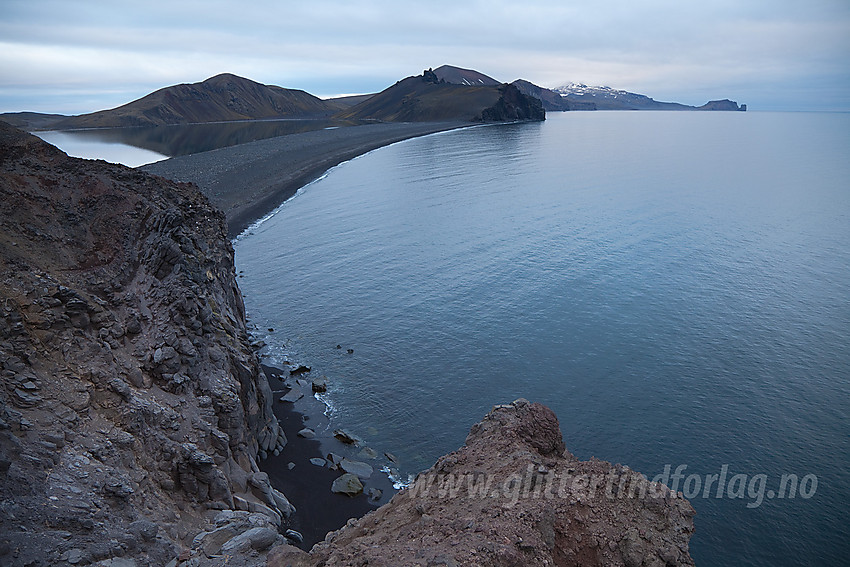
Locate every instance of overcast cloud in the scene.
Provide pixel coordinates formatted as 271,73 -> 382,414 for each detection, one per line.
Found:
1,0 -> 848,113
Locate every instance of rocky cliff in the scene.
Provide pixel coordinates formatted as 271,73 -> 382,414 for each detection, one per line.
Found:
480,83 -> 546,122
270,400 -> 696,566
0,121 -> 292,566
335,70 -> 545,123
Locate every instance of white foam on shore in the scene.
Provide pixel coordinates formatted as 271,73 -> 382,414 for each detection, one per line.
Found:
314,391 -> 336,420
253,331 -> 412,489
382,466 -> 415,490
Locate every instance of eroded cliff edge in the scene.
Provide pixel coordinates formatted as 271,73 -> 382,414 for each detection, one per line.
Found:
271,400 -> 695,567
0,122 -> 290,565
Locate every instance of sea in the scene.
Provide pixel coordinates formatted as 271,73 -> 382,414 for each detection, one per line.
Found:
36,111 -> 850,565
232,112 -> 850,567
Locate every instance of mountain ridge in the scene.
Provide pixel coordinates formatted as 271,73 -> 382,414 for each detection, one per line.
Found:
51,73 -> 338,129
432,64 -> 502,86
0,68 -> 745,131
334,69 -> 544,123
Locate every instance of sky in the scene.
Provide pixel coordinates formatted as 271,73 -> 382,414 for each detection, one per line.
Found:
1,0 -> 848,114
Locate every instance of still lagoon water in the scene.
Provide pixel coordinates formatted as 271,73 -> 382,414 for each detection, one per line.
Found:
233,112 -> 850,566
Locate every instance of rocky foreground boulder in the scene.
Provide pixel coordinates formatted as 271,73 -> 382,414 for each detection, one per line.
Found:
270,399 -> 695,566
0,122 -> 695,566
0,121 -> 290,565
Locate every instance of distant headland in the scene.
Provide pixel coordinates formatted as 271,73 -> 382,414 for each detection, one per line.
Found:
1,64 -> 744,131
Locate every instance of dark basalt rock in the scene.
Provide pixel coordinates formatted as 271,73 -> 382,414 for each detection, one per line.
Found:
479,83 -> 546,122
289,364 -> 311,376
0,121 -> 289,566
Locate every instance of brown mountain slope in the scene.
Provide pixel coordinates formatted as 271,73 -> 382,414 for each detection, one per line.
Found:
335,70 -> 544,122
322,94 -> 375,111
0,111 -> 68,129
54,73 -> 336,128
0,121 -> 290,565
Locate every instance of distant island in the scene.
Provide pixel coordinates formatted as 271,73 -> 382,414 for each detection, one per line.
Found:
1,64 -> 744,131
552,82 -> 746,111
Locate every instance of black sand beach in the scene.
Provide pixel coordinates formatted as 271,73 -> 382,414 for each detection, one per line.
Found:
261,366 -> 397,549
142,121 -> 469,237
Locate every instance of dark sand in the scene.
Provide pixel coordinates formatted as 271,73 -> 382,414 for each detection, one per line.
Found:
142,121 -> 470,237
262,366 -> 397,549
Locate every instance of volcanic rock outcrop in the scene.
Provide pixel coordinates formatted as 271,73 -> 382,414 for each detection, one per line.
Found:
335,69 -> 545,123
269,400 -> 696,567
0,121 -> 290,565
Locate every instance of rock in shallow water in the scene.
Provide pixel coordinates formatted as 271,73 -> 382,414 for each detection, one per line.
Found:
339,458 -> 373,479
333,429 -> 361,444
331,473 -> 364,497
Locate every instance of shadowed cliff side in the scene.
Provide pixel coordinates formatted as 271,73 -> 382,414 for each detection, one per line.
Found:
335,69 -> 545,122
512,79 -> 598,111
0,122 -> 293,566
270,400 -> 696,567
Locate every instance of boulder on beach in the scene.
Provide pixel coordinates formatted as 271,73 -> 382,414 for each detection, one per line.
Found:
331,473 -> 364,497
280,389 -> 304,403
340,458 -> 373,479
297,428 -> 316,439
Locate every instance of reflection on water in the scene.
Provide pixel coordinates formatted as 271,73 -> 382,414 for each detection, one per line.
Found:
34,130 -> 169,168
39,119 -> 367,165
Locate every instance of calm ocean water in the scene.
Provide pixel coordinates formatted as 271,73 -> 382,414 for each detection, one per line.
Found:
234,112 -> 849,566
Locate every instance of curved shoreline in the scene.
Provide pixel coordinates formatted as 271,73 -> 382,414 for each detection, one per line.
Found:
142,121 -> 473,547
141,121 -> 471,237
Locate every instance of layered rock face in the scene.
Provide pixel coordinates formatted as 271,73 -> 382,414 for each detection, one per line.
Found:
480,83 -> 546,122
0,122 -> 289,565
271,400 -> 696,567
